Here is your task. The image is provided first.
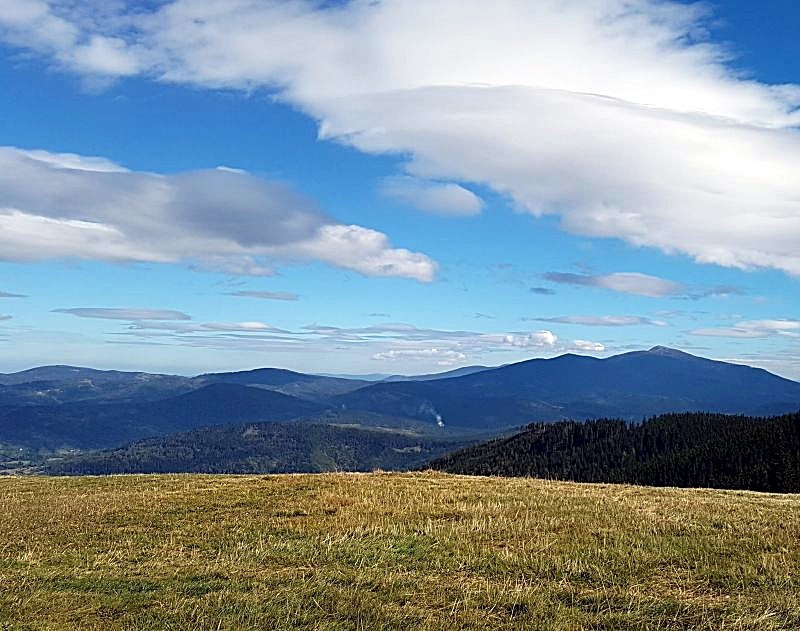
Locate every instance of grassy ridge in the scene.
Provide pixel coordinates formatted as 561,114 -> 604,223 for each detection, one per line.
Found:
0,473 -> 798,629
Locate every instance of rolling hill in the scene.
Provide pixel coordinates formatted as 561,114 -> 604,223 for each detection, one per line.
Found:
0,384 -> 325,451
2,347 -> 800,460
196,367 -> 367,400
41,421 -> 477,475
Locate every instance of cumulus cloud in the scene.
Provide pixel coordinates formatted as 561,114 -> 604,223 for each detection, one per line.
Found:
0,291 -> 26,298
543,272 -> 684,297
691,319 -> 800,339
379,176 -> 483,216
0,147 -> 436,281
0,1 -> 142,77
0,314 -> 11,321
483,331 -> 558,349
53,308 -> 192,321
534,315 -> 668,327
226,290 -> 299,301
372,348 -> 467,366
3,1 -> 800,274
572,340 -> 606,352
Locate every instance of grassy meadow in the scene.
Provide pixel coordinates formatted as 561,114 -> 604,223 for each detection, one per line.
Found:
0,472 -> 798,630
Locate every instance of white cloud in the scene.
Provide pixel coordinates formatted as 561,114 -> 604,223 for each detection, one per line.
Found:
543,272 -> 683,297
481,331 -> 558,348
13,148 -> 127,172
301,323 -> 558,350
226,290 -> 299,301
372,348 -> 467,366
0,147 -> 436,281
0,314 -> 11,321
535,315 -> 667,327
572,340 -> 606,352
128,320 -> 290,334
285,224 -> 437,281
691,319 -> 800,339
94,316 -> 611,371
4,2 -> 800,274
379,176 -> 483,216
0,0 -> 142,77
54,308 -> 191,321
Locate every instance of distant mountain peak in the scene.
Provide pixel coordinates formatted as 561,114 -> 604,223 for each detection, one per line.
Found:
646,346 -> 693,358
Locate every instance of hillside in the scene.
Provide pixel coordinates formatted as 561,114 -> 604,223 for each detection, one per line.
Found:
3,347 -> 800,456
0,473 -> 798,629
0,384 -> 324,451
430,411 -> 800,493
41,421 -> 476,475
336,347 -> 800,428
0,368 -> 194,406
196,367 -> 367,400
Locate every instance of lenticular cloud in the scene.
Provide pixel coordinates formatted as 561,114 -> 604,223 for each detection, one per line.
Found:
2,0 -> 800,274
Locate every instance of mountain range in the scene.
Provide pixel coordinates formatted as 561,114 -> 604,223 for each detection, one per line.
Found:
2,347 -> 800,473
333,346 -> 800,428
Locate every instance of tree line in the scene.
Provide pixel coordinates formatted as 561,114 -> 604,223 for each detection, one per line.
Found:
429,412 -> 800,493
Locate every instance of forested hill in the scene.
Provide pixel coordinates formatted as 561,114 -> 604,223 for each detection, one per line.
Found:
429,412 -> 800,493
42,422 -> 477,475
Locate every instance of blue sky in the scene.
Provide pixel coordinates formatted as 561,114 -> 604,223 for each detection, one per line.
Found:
0,0 -> 799,378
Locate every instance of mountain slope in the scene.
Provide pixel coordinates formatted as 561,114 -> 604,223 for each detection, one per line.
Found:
381,365 -> 491,382
336,347 -> 800,428
196,367 -> 367,400
0,384 -> 325,451
429,411 -> 800,493
42,422 -> 477,475
3,347 -> 800,455
0,365 -> 149,385
0,366 -> 193,405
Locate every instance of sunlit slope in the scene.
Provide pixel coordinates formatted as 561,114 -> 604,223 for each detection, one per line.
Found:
0,473 -> 798,630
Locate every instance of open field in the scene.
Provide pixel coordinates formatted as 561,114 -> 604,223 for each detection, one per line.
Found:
0,473 -> 798,630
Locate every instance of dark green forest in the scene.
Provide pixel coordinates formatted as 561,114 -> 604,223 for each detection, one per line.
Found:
430,412 -> 800,493
43,422 -> 475,475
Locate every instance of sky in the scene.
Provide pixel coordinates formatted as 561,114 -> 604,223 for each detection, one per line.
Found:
0,0 -> 799,378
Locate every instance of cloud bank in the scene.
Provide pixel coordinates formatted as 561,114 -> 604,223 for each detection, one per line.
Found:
95,313 -> 607,366
3,0 -> 800,274
0,147 -> 436,281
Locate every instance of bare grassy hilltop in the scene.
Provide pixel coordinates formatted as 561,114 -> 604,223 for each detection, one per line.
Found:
0,473 -> 798,630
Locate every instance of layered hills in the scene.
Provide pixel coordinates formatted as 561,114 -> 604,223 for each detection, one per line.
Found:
2,347 -> 799,475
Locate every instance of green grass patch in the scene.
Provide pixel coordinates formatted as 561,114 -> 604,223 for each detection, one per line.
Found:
0,472 -> 798,629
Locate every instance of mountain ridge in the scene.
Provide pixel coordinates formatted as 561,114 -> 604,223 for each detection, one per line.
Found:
2,347 -> 800,458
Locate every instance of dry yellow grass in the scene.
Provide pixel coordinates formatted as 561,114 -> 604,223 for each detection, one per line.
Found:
0,472 -> 798,629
